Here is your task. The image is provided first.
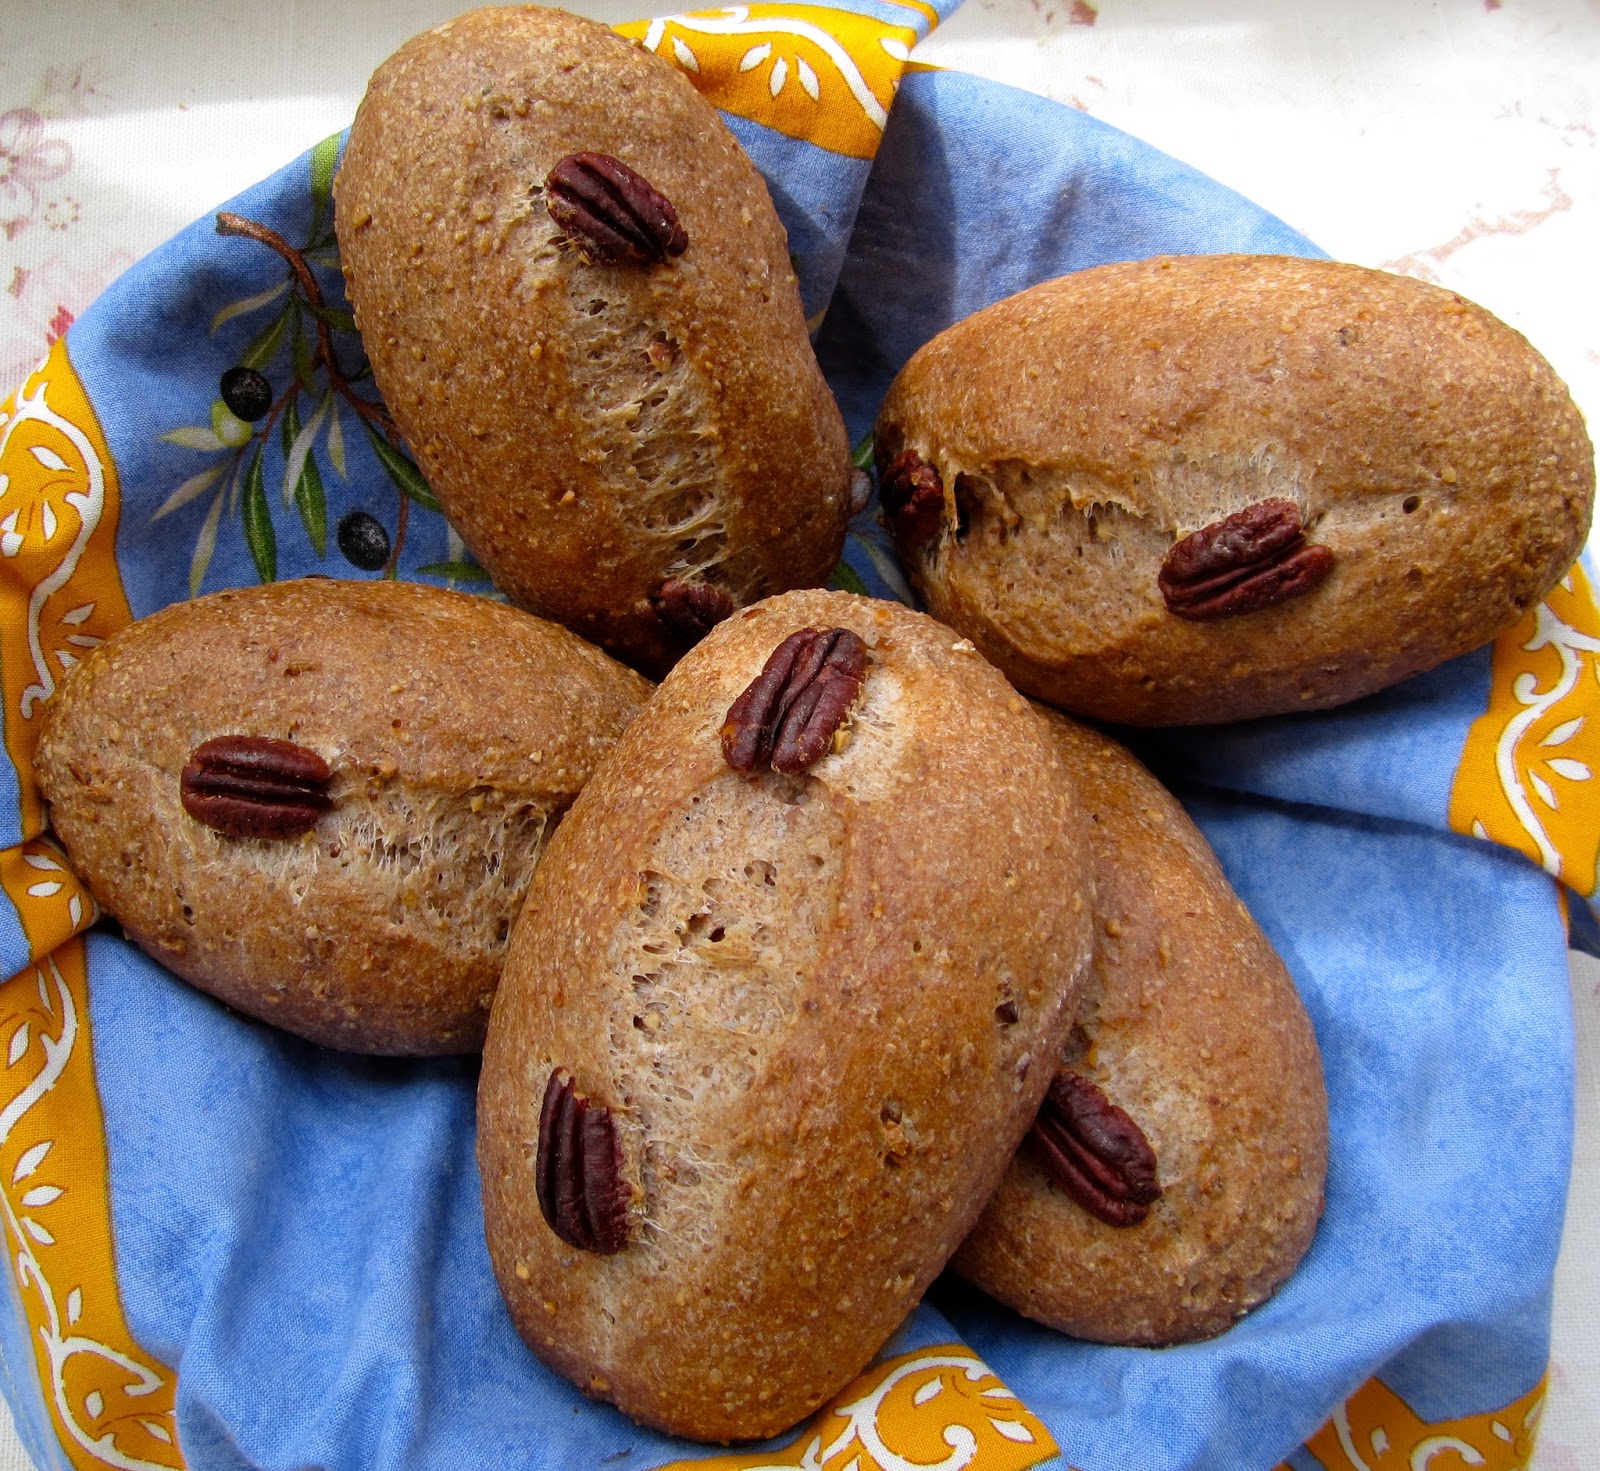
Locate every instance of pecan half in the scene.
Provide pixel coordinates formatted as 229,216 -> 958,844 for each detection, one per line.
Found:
545,152 -> 688,267
721,627 -> 869,775
1158,498 -> 1333,620
652,578 -> 735,645
536,1069 -> 630,1255
1030,1068 -> 1161,1227
880,450 -> 945,548
180,736 -> 332,839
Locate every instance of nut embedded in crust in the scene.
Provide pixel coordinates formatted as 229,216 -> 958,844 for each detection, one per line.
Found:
545,152 -> 688,267
179,735 -> 332,840
1029,1068 -> 1161,1227
652,578 -> 735,647
720,627 -> 869,774
536,1069 -> 630,1254
1158,499 -> 1334,621
879,450 -> 945,548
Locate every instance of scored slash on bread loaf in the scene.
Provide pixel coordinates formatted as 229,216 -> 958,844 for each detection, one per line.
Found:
478,589 -> 1099,1443
953,709 -> 1329,1345
874,254 -> 1596,725
33,579 -> 652,1055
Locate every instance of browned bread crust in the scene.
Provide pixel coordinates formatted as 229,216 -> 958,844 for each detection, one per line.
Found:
33,579 -> 651,1054
335,7 -> 852,675
478,589 -> 1097,1442
874,254 -> 1595,724
952,709 -> 1328,1344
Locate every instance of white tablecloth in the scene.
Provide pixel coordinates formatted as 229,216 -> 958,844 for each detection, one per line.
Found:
1,2 -> 1595,1466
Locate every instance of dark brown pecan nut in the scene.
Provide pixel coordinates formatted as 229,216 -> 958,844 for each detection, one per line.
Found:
1029,1067 -> 1161,1228
879,450 -> 945,548
536,1069 -> 630,1254
721,627 -> 869,775
652,578 -> 735,645
1158,498 -> 1333,620
545,152 -> 688,267
180,736 -> 332,840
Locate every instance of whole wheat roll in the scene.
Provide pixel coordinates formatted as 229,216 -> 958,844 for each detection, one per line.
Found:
335,7 -> 853,676
478,589 -> 1097,1441
874,254 -> 1595,724
34,578 -> 651,1054
952,708 -> 1328,1344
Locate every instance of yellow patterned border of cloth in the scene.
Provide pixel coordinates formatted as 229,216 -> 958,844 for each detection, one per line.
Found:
1290,1372 -> 1545,1471
0,342 -> 179,1470
0,943 -> 183,1470
617,4 -> 931,159
0,339 -> 134,861
1449,562 -> 1600,901
648,1344 -> 1058,1471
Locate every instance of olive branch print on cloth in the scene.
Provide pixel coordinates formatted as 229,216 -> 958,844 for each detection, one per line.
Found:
149,134 -> 484,595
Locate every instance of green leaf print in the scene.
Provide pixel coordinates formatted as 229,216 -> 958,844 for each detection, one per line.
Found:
308,131 -> 341,246
280,395 -> 330,557
241,441 -> 277,582
366,424 -> 441,513
417,560 -> 493,584
239,303 -> 291,372
828,559 -> 869,595
304,301 -> 358,334
291,300 -> 317,393
210,280 -> 289,335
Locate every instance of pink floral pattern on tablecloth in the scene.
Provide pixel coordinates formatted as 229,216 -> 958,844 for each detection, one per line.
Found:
0,249 -> 133,398
0,64 -> 131,401
0,109 -> 71,242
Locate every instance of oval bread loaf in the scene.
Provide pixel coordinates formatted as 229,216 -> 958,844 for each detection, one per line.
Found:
33,579 -> 651,1054
952,709 -> 1328,1344
478,589 -> 1097,1442
335,7 -> 854,676
874,254 -> 1595,724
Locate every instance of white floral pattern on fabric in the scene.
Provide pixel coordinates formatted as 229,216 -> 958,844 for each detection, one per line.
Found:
1,948 -> 182,1471
646,1347 -> 1056,1471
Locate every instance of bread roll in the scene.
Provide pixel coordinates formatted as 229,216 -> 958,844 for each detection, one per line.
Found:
34,579 -> 651,1054
952,709 -> 1328,1344
874,254 -> 1595,724
478,589 -> 1097,1441
335,7 -> 853,676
